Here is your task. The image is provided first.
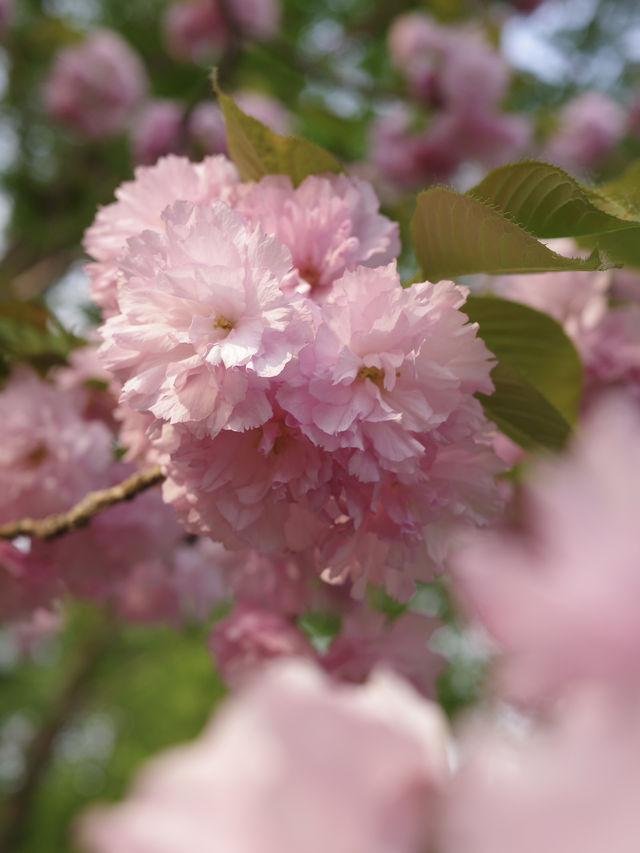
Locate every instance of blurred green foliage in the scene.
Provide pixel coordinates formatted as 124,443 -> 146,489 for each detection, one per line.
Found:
0,602 -> 225,852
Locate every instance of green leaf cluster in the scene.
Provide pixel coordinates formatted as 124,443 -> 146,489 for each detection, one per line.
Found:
409,158 -> 640,451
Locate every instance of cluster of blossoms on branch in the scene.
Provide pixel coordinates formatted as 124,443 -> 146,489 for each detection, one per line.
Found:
86,153 -> 503,601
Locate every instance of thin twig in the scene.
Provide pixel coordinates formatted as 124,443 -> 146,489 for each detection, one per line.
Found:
0,465 -> 165,541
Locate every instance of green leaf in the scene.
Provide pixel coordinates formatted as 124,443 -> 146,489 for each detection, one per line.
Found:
579,161 -> 640,268
298,610 -> 341,652
464,295 -> 583,425
411,187 -> 606,282
367,584 -> 409,620
478,362 -> 571,451
466,159 -> 640,269
580,228 -> 640,269
594,160 -> 640,218
214,77 -> 343,186
467,160 -> 638,237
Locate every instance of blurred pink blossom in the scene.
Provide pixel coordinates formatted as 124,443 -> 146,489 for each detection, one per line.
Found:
163,0 -> 278,61
490,238 -> 610,339
609,267 -> 640,302
209,602 -> 316,687
370,107 -> 460,187
0,0 -> 14,38
206,543 -> 314,615
323,608 -> 443,698
370,104 -> 529,188
0,367 -> 113,525
188,102 -> 228,156
163,0 -> 227,60
507,0 -> 545,10
230,0 -> 279,40
130,99 -> 185,165
0,541 -> 59,621
440,689 -> 640,853
489,241 -> 640,404
78,660 -> 449,853
388,13 -> 509,110
43,30 -> 147,138
582,305 -> 640,403
543,91 -> 627,172
454,393 -> 640,705
47,466 -> 183,608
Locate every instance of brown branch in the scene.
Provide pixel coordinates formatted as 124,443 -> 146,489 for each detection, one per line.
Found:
0,465 -> 165,541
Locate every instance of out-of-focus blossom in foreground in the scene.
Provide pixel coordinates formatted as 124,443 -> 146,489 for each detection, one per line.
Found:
454,393 -> 640,706
78,660 -> 450,853
439,689 -> 640,853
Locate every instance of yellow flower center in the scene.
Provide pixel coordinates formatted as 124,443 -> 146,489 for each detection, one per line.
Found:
357,365 -> 385,386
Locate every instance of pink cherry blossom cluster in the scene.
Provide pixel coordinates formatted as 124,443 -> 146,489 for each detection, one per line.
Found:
87,154 -> 503,602
372,12 -> 530,187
